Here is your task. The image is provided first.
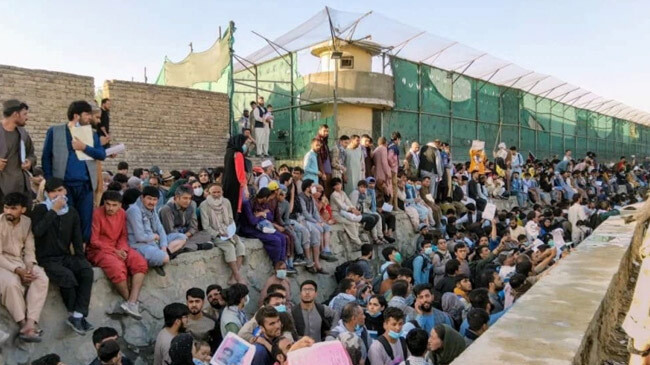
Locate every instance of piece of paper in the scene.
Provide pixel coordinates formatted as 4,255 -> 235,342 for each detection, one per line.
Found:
211,332 -> 255,365
551,228 -> 566,250
70,125 -> 94,161
288,341 -> 352,365
220,223 -> 237,241
471,140 -> 485,151
20,140 -> 26,163
105,143 -> 125,156
482,203 -> 496,220
425,193 -> 434,203
381,202 -> 393,212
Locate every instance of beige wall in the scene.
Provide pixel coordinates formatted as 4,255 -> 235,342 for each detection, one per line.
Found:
0,64 -> 230,174
0,65 -> 95,160
102,80 -> 229,172
318,43 -> 374,72
321,104 -> 372,137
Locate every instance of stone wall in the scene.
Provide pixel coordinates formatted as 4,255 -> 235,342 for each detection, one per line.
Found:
0,214 -> 419,365
0,65 -> 230,174
0,65 -> 95,160
102,81 -> 230,172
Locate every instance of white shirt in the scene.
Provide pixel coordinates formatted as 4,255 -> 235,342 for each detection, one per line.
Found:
568,203 -> 588,228
525,220 -> 540,242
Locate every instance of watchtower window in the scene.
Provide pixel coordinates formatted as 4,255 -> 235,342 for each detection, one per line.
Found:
340,56 -> 354,69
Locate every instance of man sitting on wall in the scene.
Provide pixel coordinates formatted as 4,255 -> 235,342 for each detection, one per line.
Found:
159,185 -> 213,253
89,190 -> 148,319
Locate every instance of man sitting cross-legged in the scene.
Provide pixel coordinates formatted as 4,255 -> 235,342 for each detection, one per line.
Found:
159,185 -> 214,254
127,186 -> 184,276
89,191 -> 148,319
0,192 -> 49,342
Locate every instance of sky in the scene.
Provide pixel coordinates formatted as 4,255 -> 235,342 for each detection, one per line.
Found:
1,0 -> 649,111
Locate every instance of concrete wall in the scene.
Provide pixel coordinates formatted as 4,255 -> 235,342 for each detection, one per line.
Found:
451,205 -> 644,365
0,65 -> 231,175
102,80 -> 230,172
0,213 -> 419,365
0,65 -> 95,160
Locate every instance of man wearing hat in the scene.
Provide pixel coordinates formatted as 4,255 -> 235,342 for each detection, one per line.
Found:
256,160 -> 274,190
0,99 -> 36,204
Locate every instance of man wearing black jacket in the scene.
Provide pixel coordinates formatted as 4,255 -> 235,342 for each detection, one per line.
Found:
32,177 -> 94,335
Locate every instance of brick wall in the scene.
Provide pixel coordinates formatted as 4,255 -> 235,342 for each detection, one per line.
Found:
102,80 -> 229,172
0,65 -> 230,174
0,64 -> 95,160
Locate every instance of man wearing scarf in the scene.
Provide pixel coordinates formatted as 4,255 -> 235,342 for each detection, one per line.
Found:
200,184 -> 246,285
31,177 -> 94,334
315,125 -> 332,194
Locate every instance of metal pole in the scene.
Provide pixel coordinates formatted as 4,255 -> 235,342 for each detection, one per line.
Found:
450,72 -> 454,155
418,63 -> 422,142
228,21 -> 235,137
333,55 -> 339,138
290,52 -> 295,159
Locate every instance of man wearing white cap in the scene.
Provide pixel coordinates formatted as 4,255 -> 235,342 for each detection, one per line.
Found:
256,160 -> 274,190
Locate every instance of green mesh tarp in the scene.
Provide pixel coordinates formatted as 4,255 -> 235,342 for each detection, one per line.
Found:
232,54 -> 303,158
388,56 -> 648,161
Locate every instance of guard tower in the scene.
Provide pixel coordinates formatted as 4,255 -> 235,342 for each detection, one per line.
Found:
300,39 -> 394,137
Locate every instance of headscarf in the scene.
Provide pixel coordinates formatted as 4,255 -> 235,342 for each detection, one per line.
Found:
429,324 -> 467,365
223,134 -> 249,218
169,333 -> 194,365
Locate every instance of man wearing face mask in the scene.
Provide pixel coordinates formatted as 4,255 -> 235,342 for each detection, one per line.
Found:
326,302 -> 372,362
259,261 -> 292,309
42,101 -> 106,244
32,178 -> 94,335
239,292 -> 296,343
159,185 -> 213,255
0,192 -> 49,342
368,307 -> 407,365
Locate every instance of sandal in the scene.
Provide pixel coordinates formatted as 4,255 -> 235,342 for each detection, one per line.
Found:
19,328 -> 42,343
306,266 -> 317,274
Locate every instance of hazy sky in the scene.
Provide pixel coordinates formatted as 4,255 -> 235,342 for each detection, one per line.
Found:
1,0 -> 648,111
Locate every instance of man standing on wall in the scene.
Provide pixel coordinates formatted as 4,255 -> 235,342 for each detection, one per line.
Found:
0,100 -> 36,205
253,96 -> 270,157
387,132 -> 401,207
315,124 -> 332,195
42,100 -> 106,244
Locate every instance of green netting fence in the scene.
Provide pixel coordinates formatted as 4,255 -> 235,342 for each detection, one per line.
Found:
385,57 -> 648,162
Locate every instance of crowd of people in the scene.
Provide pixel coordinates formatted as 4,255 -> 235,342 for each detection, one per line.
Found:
1,97 -> 648,365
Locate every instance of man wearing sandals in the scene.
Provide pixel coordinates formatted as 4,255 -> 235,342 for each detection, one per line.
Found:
0,192 -> 49,342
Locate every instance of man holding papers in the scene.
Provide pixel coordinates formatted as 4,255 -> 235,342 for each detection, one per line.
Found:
42,100 -> 106,243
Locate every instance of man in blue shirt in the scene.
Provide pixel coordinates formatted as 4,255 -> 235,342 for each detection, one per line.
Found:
42,100 -> 106,243
251,306 -> 283,365
413,284 -> 453,333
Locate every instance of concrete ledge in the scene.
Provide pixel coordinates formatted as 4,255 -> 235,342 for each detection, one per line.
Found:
452,206 -> 642,365
0,213 -> 418,365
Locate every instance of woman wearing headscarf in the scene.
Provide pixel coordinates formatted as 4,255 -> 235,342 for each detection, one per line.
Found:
239,187 -> 287,266
428,324 -> 467,365
223,134 -> 250,219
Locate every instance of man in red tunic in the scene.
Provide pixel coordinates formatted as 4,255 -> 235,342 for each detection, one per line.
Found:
88,190 -> 148,319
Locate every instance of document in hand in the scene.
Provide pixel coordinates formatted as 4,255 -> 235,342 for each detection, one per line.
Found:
70,125 -> 94,161
381,202 -> 393,212
482,203 -> 497,220
288,341 -> 352,365
211,332 -> 255,365
219,223 -> 237,241
105,143 -> 126,156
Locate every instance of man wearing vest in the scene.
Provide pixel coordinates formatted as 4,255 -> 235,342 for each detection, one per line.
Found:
42,101 -> 106,244
326,302 -> 372,363
368,306 -> 408,365
291,280 -> 337,342
0,100 -> 37,205
253,96 -> 270,157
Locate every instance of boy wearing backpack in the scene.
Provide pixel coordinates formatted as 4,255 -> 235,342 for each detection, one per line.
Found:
399,328 -> 431,365
368,307 -> 408,365
410,241 -> 434,285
